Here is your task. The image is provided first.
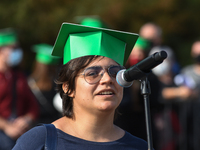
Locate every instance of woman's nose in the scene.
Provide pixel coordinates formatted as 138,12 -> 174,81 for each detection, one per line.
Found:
99,70 -> 113,84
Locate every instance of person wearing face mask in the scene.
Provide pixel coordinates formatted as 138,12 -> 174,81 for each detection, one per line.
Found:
181,40 -> 200,93
28,44 -> 62,124
126,37 -> 151,67
139,22 -> 162,50
0,28 -> 39,150
149,46 -> 195,150
176,40 -> 200,150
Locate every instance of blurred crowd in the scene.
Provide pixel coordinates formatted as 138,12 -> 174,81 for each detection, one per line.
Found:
0,28 -> 62,150
0,18 -> 200,150
114,22 -> 200,150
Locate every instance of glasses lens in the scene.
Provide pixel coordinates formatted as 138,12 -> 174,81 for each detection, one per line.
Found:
83,65 -> 125,84
108,66 -> 125,78
84,66 -> 103,84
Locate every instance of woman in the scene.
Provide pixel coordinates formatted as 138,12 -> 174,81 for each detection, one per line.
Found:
13,23 -> 148,149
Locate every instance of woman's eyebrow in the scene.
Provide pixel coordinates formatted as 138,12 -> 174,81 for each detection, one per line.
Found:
86,65 -> 119,69
86,65 -> 101,68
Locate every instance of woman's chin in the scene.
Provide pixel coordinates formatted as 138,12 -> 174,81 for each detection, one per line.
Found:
96,101 -> 118,112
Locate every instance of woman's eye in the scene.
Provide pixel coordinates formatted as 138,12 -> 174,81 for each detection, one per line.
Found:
109,67 -> 121,75
86,71 -> 98,76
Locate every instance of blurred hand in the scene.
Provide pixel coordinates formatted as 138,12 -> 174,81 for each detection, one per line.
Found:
162,85 -> 195,100
4,116 -> 32,140
177,86 -> 193,100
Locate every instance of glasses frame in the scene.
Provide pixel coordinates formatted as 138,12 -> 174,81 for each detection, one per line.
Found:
78,65 -> 125,84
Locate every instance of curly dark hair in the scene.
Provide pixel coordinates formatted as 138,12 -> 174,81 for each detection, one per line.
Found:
55,55 -> 102,119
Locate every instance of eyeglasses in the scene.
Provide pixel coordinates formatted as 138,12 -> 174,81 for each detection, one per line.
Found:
79,65 -> 125,84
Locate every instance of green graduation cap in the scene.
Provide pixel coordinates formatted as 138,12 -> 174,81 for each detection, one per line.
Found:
52,22 -> 139,66
80,17 -> 105,28
32,43 -> 61,65
0,28 -> 17,47
135,37 -> 151,51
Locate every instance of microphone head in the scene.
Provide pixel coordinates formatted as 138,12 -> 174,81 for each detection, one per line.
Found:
116,69 -> 133,88
154,50 -> 168,62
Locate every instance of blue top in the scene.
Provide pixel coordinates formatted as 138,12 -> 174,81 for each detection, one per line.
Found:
13,125 -> 148,150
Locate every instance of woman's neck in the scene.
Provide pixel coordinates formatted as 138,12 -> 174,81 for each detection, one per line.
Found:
53,113 -> 124,142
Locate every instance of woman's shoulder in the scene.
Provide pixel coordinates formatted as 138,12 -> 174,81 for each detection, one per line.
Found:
13,125 -> 46,150
119,131 -> 148,148
124,131 -> 147,142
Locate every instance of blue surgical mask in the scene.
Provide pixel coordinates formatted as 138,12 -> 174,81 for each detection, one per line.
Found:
7,48 -> 23,67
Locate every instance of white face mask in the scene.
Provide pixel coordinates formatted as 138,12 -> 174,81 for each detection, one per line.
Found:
152,60 -> 171,76
7,48 -> 23,67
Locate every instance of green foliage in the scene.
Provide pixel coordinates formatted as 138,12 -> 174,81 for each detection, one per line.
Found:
0,0 -> 200,70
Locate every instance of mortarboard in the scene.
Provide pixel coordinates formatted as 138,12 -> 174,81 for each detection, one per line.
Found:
0,28 -> 17,47
80,17 -> 106,28
52,22 -> 139,66
135,37 -> 151,51
32,43 -> 61,65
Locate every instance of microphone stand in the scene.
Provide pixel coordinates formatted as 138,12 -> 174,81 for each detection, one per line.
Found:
140,76 -> 153,150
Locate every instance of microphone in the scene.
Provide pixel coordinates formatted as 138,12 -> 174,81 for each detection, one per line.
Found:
116,50 -> 167,87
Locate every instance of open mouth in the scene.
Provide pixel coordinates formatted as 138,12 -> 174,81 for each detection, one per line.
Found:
98,91 -> 114,95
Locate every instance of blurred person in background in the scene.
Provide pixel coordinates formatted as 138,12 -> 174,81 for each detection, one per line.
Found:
139,22 -> 162,49
149,46 -> 193,150
0,28 -> 39,150
174,40 -> 200,150
28,44 -> 62,124
180,40 -> 200,99
139,22 -> 186,150
139,22 -> 180,74
126,37 -> 151,67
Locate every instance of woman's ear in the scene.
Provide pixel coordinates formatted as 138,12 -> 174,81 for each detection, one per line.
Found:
62,83 -> 74,97
62,83 -> 68,94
